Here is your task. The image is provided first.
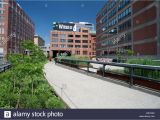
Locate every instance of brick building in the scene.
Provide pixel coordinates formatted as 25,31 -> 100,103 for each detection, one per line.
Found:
50,22 -> 96,58
34,35 -> 45,46
0,0 -> 35,56
96,0 -> 160,58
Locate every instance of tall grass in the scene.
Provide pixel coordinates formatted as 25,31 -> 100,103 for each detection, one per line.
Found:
125,59 -> 160,80
57,55 -> 90,67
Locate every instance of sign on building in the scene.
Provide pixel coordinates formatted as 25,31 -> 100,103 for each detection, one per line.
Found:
53,22 -> 76,31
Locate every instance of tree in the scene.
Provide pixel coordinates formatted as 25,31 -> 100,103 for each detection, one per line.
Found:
0,40 -> 65,108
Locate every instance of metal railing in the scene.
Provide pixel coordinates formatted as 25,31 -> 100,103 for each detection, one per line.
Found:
0,63 -> 12,73
56,58 -> 160,88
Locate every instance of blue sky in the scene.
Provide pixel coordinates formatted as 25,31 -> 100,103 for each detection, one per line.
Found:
16,0 -> 106,44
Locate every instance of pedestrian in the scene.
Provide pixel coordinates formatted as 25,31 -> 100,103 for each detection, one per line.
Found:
49,57 -> 52,62
55,57 -> 57,64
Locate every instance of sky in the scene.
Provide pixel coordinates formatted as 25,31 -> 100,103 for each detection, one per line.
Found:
16,0 -> 106,45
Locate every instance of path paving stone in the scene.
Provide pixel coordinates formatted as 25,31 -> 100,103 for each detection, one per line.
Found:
44,62 -> 160,108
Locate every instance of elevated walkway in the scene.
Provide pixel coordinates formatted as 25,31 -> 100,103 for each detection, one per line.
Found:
44,62 -> 160,108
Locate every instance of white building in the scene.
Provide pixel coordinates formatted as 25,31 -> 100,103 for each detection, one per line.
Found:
40,44 -> 50,57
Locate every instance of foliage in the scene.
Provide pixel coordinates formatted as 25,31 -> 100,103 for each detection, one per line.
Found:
124,59 -> 160,80
57,55 -> 90,67
0,40 -> 66,108
58,55 -> 90,60
45,96 -> 65,108
125,49 -> 134,56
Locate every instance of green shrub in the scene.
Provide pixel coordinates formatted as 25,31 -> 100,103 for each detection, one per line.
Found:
45,96 -> 65,108
0,40 -> 65,108
125,59 -> 160,80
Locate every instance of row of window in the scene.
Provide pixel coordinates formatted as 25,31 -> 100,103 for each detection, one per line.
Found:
103,45 -> 132,55
108,7 -> 117,19
52,34 -> 88,38
51,39 -> 89,43
0,10 -> 5,14
118,7 -> 131,21
118,32 -> 131,44
100,0 -> 130,23
118,0 -> 130,11
100,1 -> 117,17
102,17 -> 117,31
101,6 -> 131,32
101,32 -> 131,46
8,6 -> 34,27
52,44 -> 90,48
75,51 -> 90,55
108,17 -> 117,28
118,19 -> 131,32
100,2 -> 117,24
0,27 -> 4,34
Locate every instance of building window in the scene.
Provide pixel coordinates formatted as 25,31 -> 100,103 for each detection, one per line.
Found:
0,16 -> 4,21
0,27 -> 4,34
83,51 -> 88,55
118,0 -> 130,11
108,7 -> 117,19
75,40 -> 81,43
119,32 -> 131,44
52,44 -> 58,47
108,17 -> 117,28
82,45 -> 88,48
82,40 -> 88,43
68,39 -> 73,43
52,34 -> 58,37
83,35 -> 88,38
82,30 -> 88,33
68,45 -> 73,48
75,45 -> 81,48
60,34 -> 66,38
118,7 -> 131,21
0,10 -> 5,14
51,38 -> 58,42
75,51 -> 80,55
118,19 -> 131,32
60,39 -> 66,42
75,35 -> 81,38
60,44 -> 66,48
68,34 -> 73,37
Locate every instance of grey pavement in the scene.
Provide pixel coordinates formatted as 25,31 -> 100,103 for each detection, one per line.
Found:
44,62 -> 160,109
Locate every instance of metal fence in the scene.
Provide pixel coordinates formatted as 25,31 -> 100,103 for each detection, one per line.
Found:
0,63 -> 12,73
56,58 -> 160,88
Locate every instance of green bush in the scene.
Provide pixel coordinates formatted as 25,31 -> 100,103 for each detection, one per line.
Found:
0,40 -> 66,108
125,59 -> 160,80
45,96 -> 65,108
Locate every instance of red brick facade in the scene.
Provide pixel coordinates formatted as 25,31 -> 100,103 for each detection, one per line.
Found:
133,42 -> 157,55
96,0 -> 160,57
0,0 -> 35,55
50,28 -> 96,58
133,24 -> 157,41
132,0 -> 154,13
133,6 -> 156,27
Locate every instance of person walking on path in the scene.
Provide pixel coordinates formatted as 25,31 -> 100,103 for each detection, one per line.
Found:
49,57 -> 52,62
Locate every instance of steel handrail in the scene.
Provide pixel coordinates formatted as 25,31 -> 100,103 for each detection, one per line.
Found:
56,58 -> 160,88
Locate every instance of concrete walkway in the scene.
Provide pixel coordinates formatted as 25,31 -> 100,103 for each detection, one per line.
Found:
44,62 -> 160,108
